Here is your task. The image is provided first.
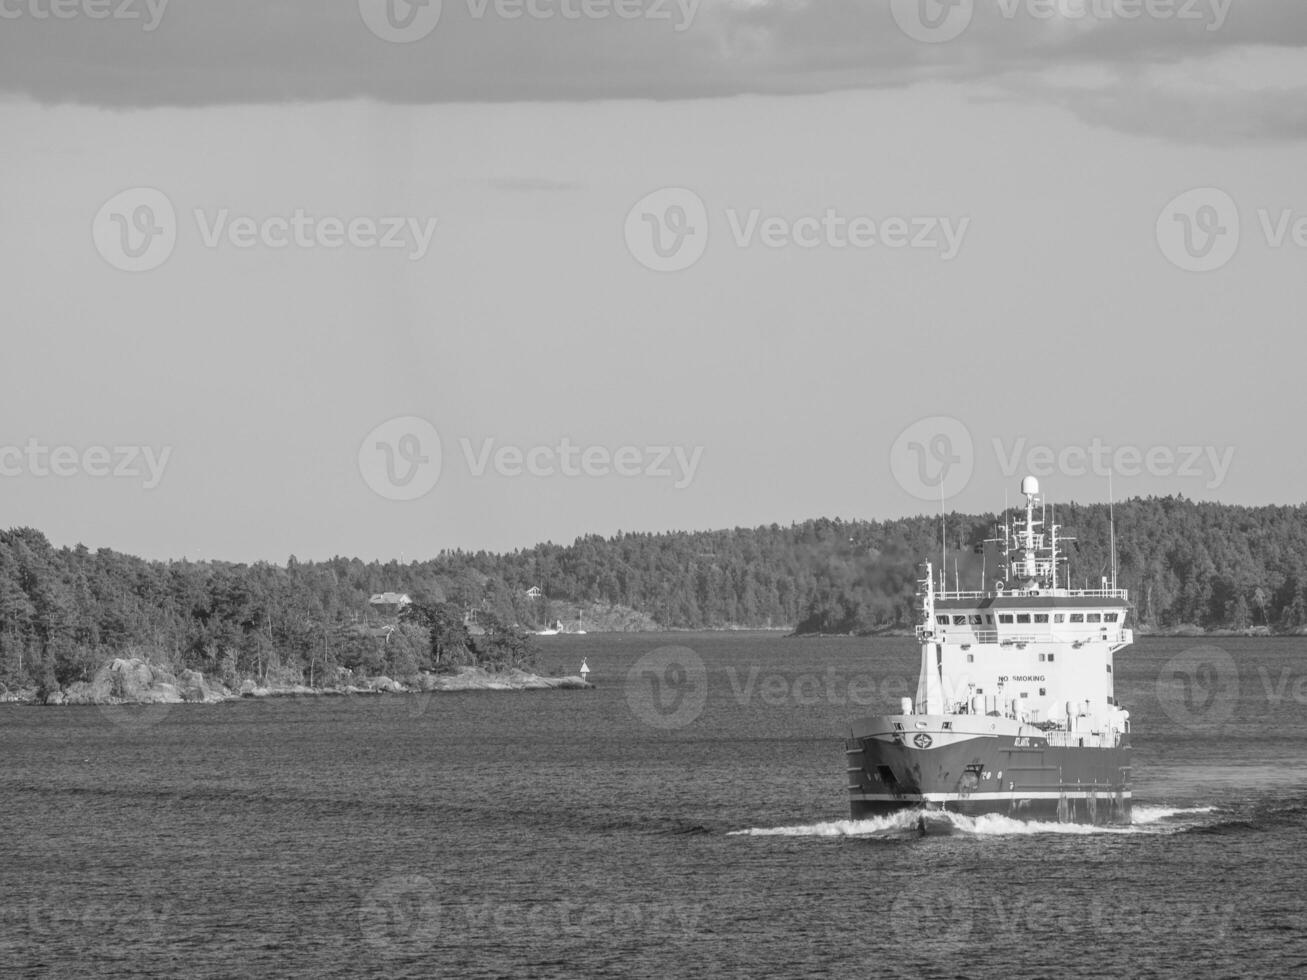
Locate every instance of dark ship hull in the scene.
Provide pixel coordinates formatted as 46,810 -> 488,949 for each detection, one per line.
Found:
845,726 -> 1132,825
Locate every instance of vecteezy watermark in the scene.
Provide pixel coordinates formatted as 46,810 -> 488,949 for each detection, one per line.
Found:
889,416 -> 975,502
723,666 -> 911,708
624,187 -> 969,272
92,187 -> 178,273
890,0 -> 1231,44
358,417 -> 444,502
889,417 -> 1237,500
0,439 -> 171,490
1156,646 -> 1239,729
359,0 -> 699,43
624,187 -> 710,273
993,437 -> 1236,490
890,880 -> 1234,963
1156,187 -> 1307,273
192,209 -> 438,260
1156,187 -> 1241,272
890,0 -> 975,44
0,0 -> 171,31
93,188 -> 440,272
889,879 -> 976,957
723,209 -> 969,259
625,646 -> 708,729
460,438 -> 703,490
358,874 -> 441,957
358,418 -> 705,500
358,0 -> 444,42
358,874 -> 702,958
7,893 -> 175,955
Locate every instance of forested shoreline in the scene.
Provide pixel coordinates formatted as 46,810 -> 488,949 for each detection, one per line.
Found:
3,494 -> 1306,696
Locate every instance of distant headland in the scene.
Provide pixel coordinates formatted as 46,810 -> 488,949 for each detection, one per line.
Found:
2,496 -> 1305,702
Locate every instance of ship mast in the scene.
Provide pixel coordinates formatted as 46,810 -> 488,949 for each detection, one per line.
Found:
1020,475 -> 1039,586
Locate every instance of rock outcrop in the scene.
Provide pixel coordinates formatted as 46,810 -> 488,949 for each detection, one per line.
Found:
9,659 -> 591,706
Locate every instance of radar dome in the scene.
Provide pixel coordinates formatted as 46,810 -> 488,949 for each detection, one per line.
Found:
1021,476 -> 1040,497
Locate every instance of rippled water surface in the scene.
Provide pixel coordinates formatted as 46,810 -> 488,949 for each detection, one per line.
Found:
3,634 -> 1306,978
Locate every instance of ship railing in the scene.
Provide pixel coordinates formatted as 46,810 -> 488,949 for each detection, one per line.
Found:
936,630 -> 1130,646
1042,730 -> 1125,750
933,588 -> 1130,601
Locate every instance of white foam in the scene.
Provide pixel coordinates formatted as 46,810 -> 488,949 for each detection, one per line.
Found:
728,812 -> 920,837
732,809 -> 1159,838
1131,805 -> 1217,825
947,812 -> 1134,835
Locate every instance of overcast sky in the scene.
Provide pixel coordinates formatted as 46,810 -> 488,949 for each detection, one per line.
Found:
2,1 -> 1305,562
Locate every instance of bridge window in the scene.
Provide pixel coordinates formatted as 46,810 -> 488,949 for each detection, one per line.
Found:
999,615 -> 1014,624
1069,614 -> 1084,623
970,615 -> 983,626
936,616 -> 948,625
985,615 -> 994,624
953,616 -> 967,625
1016,614 -> 1031,624
1034,614 -> 1049,624
1087,613 -> 1102,623
1104,613 -> 1119,623
1054,614 -> 1065,623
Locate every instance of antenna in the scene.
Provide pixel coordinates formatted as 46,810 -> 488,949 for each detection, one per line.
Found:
1108,471 -> 1117,592
941,475 -> 951,590
1003,487 -> 1011,587
1050,499 -> 1057,591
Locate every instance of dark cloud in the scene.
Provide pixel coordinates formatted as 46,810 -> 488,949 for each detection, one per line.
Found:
1,0 -> 1304,140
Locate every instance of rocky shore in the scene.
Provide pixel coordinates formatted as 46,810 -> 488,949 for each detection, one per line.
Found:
0,657 -> 592,706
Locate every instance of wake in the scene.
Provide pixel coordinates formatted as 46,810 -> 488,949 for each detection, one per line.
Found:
728,805 -> 1219,838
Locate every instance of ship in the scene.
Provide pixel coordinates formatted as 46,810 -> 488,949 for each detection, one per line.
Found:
844,476 -> 1133,827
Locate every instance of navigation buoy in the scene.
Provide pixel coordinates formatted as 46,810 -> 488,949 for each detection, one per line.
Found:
579,659 -> 590,681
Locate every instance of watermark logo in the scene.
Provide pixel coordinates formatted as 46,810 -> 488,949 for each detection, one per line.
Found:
0,440 -> 172,490
359,417 -> 443,501
993,437 -> 1235,490
626,646 -> 707,729
94,190 -> 439,272
460,438 -> 703,489
891,0 -> 974,43
625,188 -> 969,272
890,416 -> 974,502
193,210 -> 438,260
359,0 -> 443,42
93,187 -> 177,273
724,210 -> 969,258
357,876 -> 701,955
0,0 -> 171,30
889,879 -> 975,956
359,875 -> 441,957
892,0 -> 1230,43
723,665 -> 909,708
1156,645 -> 1238,729
359,423 -> 704,498
12,893 -> 175,955
97,700 -> 175,734
1157,187 -> 1241,273
625,187 -> 709,273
